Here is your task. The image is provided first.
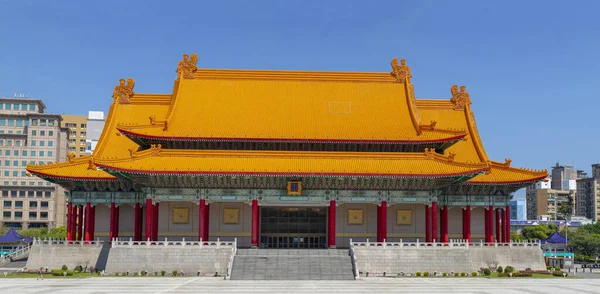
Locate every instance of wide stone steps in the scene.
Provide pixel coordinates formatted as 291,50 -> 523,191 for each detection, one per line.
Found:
230,249 -> 355,280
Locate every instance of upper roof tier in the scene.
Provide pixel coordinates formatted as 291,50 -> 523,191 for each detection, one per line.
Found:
117,56 -> 466,144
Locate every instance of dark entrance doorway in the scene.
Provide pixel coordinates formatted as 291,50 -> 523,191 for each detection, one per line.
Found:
260,207 -> 327,248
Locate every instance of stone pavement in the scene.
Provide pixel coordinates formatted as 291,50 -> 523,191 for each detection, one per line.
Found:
0,277 -> 599,293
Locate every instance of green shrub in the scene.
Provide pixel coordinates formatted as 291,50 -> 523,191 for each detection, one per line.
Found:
546,266 -> 553,270
141,270 -> 147,276
61,265 -> 68,271
460,272 -> 466,277
133,272 -> 139,276
483,268 -> 491,276
122,272 -> 127,276
554,267 -> 561,271
74,265 -> 82,273
442,272 -> 447,277
172,270 -> 179,276
454,272 -> 459,277
155,271 -> 159,276
552,271 -> 567,277
504,266 -> 515,273
471,272 -> 478,276
51,270 -> 73,276
423,272 -> 430,277
161,270 -> 166,276
496,266 -> 503,273
416,272 -> 422,277
115,272 -> 119,276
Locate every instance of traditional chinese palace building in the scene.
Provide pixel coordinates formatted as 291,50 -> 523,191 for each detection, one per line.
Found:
26,54 -> 547,249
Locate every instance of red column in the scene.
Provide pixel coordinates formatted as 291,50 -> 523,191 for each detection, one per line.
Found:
328,200 -> 336,248
84,202 -> 91,241
465,205 -> 471,242
90,205 -> 96,241
251,200 -> 259,248
66,202 -> 73,241
495,209 -> 501,243
76,205 -> 83,241
199,200 -> 209,242
380,201 -> 387,242
152,202 -> 159,241
425,205 -> 431,242
441,205 -> 448,243
134,203 -> 141,241
145,199 -> 152,241
114,206 -> 119,239
376,205 -> 381,242
484,208 -> 489,243
109,203 -> 116,241
505,205 -> 511,242
431,202 -> 438,242
487,206 -> 494,243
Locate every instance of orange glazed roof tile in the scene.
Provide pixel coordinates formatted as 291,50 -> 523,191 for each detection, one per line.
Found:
27,94 -> 171,181
117,69 -> 466,143
416,97 -> 547,185
94,148 -> 490,178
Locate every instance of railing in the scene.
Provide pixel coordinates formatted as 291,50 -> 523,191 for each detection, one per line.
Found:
351,239 -> 541,249
111,237 -> 236,249
349,238 -> 359,280
32,238 -> 104,246
0,245 -> 32,265
226,238 -> 238,280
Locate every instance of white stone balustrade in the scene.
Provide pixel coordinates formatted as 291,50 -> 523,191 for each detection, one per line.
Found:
350,239 -> 541,250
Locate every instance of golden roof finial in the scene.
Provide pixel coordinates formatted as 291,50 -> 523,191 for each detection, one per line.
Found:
450,85 -> 472,110
390,58 -> 412,83
112,78 -> 135,104
424,148 -> 436,159
150,144 -> 162,155
447,152 -> 456,162
504,158 -> 512,167
66,152 -> 75,162
176,53 -> 198,80
87,159 -> 97,170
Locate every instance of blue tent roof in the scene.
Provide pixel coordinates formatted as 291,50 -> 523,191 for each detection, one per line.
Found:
541,231 -> 567,244
0,228 -> 33,243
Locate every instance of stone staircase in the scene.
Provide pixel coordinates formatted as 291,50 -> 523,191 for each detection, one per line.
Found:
230,249 -> 355,280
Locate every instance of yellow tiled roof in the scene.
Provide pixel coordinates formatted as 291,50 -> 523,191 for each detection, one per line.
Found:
416,99 -> 547,184
94,147 -> 489,178
117,70 -> 466,143
27,94 -> 171,181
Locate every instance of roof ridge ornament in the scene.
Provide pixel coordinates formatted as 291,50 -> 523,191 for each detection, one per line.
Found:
176,53 -> 198,80
66,152 -> 75,162
447,152 -> 456,162
450,85 -> 471,110
390,58 -> 412,83
88,159 -> 97,170
150,144 -> 162,155
504,158 -> 512,167
112,78 -> 135,104
424,148 -> 436,159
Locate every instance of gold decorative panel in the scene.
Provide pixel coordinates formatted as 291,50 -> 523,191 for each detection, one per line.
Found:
172,207 -> 189,224
347,209 -> 364,225
223,208 -> 240,224
396,209 -> 412,225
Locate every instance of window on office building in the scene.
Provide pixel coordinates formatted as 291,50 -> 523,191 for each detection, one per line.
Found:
14,212 -> 22,219
29,212 -> 37,219
15,201 -> 23,208
40,212 -> 48,219
41,201 -> 48,208
3,201 -> 11,208
3,212 -> 10,219
29,201 -> 37,208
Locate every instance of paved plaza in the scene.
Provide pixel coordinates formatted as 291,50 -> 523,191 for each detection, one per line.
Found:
0,277 -> 598,293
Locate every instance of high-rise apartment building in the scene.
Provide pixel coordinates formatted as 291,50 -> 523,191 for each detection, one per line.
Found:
85,111 -> 105,155
525,177 -> 575,220
0,98 -> 68,229
551,163 -> 577,191
61,115 -> 87,157
576,164 -> 600,221
510,199 -> 526,220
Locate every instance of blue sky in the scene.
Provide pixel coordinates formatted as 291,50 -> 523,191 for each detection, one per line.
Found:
1,0 -> 599,195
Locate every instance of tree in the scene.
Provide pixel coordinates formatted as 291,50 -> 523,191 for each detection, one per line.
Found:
520,224 -> 555,241
568,231 -> 600,258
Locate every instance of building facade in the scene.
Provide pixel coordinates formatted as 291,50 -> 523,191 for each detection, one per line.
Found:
0,98 -> 69,229
27,54 -> 547,248
85,111 -> 105,155
575,164 -> 600,221
510,199 -> 526,220
525,187 -> 574,220
61,115 -> 87,157
551,163 -> 577,191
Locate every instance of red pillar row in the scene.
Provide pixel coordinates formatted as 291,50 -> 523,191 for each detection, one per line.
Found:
425,205 -> 431,242
328,201 -> 336,248
66,202 -> 73,241
145,199 -> 152,241
431,202 -> 438,242
487,206 -> 494,243
199,200 -> 209,242
441,205 -> 448,243
465,205 -> 471,242
505,205 -> 511,243
379,201 -> 387,242
134,203 -> 142,241
84,202 -> 91,241
251,200 -> 259,248
495,208 -> 501,243
76,205 -> 83,241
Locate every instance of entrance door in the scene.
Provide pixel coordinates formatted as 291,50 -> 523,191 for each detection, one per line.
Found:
260,207 -> 327,248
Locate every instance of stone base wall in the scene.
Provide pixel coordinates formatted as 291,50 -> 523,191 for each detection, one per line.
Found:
354,246 -> 546,275
104,247 -> 233,275
26,244 -> 104,270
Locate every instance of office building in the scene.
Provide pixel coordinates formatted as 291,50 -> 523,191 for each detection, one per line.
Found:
61,115 -> 87,157
575,164 -> 600,221
85,111 -> 105,155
